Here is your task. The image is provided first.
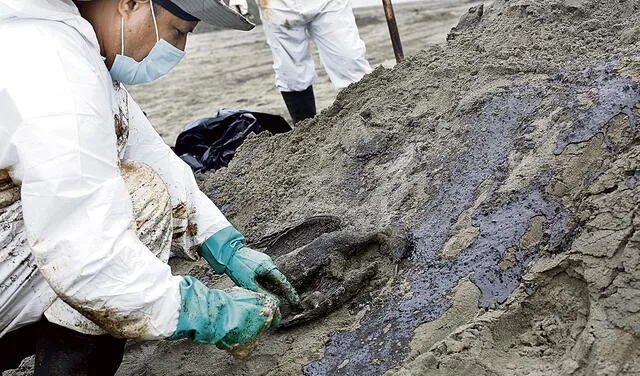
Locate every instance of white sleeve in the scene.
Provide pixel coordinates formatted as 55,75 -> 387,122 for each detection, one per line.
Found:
1,20 -> 181,339
0,90 -> 20,165
123,94 -> 232,260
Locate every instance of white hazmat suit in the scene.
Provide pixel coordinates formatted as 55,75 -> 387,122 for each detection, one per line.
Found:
0,0 -> 233,339
255,0 -> 373,91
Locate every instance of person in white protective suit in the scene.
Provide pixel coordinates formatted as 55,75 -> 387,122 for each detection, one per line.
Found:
0,0 -> 300,374
229,0 -> 373,124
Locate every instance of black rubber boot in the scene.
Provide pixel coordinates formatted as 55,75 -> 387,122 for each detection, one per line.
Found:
0,321 -> 38,372
281,85 -> 317,124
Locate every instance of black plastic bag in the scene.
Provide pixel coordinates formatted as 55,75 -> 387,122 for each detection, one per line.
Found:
173,109 -> 291,173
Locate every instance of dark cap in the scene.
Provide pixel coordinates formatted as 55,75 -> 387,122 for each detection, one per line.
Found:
158,0 -> 254,30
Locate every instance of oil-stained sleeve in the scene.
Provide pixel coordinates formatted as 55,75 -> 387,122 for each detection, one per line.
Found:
123,94 -> 233,260
0,20 -> 182,339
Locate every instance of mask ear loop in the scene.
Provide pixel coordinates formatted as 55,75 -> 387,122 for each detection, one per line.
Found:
150,0 -> 160,42
121,16 -> 125,55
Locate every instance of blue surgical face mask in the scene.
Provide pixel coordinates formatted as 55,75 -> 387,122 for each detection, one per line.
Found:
109,0 -> 185,85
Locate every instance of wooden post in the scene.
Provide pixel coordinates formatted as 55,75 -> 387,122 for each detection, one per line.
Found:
382,0 -> 404,63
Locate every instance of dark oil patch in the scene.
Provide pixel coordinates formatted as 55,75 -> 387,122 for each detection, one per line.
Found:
173,203 -> 187,219
304,62 -> 640,375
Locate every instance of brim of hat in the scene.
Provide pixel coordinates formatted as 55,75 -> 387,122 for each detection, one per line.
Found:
173,0 -> 254,30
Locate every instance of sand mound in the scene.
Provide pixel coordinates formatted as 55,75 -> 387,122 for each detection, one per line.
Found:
118,0 -> 640,374
190,0 -> 640,374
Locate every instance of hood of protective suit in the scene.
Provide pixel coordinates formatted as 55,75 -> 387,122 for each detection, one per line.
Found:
0,0 -> 100,53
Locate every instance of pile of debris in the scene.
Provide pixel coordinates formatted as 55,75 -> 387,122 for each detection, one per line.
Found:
116,0 -> 640,374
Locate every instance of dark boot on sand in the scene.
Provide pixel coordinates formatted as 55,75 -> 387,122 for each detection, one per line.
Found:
281,85 -> 317,124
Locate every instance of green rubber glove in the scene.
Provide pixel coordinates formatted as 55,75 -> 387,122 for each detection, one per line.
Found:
167,276 -> 279,348
198,226 -> 301,308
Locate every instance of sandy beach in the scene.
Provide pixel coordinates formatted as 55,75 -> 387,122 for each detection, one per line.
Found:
127,0 -> 475,144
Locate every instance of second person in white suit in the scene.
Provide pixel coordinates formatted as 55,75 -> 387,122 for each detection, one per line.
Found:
230,0 -> 373,123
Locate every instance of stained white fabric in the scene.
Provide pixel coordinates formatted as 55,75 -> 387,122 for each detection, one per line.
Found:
0,172 -> 55,338
257,0 -> 373,91
44,160 -> 174,335
124,90 -> 233,261
0,0 -> 232,339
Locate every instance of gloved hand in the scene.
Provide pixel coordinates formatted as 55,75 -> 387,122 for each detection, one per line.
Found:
199,227 -> 301,309
167,276 -> 279,348
229,0 -> 249,16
